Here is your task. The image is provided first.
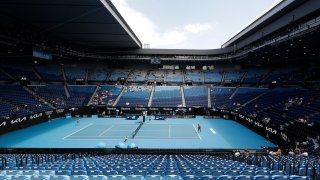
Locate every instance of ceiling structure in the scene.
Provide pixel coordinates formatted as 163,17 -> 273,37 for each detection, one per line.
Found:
0,0 -> 142,48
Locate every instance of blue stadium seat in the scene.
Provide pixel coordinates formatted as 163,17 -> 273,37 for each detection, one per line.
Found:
125,175 -> 144,180
271,175 -> 289,180
69,176 -> 89,180
30,175 -> 50,180
87,175 -> 107,180
289,176 -> 309,180
145,175 -> 163,180
217,175 -> 234,180
235,175 -> 252,180
253,175 -> 270,180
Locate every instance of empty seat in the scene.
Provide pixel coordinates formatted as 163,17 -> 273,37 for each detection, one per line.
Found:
11,176 -> 31,180
217,175 -> 233,180
226,171 -> 240,177
163,175 -> 182,180
117,171 -> 131,176
240,171 -> 254,176
254,175 -> 270,180
125,175 -> 144,180
38,171 -> 55,176
71,171 -> 87,176
30,175 -> 50,180
50,175 -> 70,180
196,171 -> 210,177
132,171 -> 147,176
6,171 -> 22,176
55,171 -> 71,176
289,176 -> 309,180
145,175 -> 163,180
270,171 -> 285,176
201,175 -> 217,180
183,175 -> 199,180
107,175 -> 125,180
255,171 -> 269,176
211,171 -> 224,177
69,176 -> 89,180
235,175 -> 252,180
86,171 -> 101,176
21,171 -> 39,176
102,171 -> 117,176
88,175 -> 107,180
271,175 -> 289,180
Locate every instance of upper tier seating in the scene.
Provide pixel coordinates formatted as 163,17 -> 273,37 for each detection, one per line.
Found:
184,86 -> 208,107
1,64 -> 38,80
91,86 -> 122,106
147,70 -> 165,82
185,70 -> 203,83
166,70 -> 184,83
203,71 -> 222,83
223,72 -> 244,83
117,86 -> 151,107
127,70 -> 148,82
35,64 -> 63,81
87,68 -> 109,81
64,66 -> 86,81
109,70 -> 130,81
242,70 -> 269,83
152,86 -> 182,107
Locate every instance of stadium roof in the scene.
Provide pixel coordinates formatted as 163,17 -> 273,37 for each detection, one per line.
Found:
0,0 -> 142,48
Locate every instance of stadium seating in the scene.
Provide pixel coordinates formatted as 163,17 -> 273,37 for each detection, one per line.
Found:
64,66 -> 87,81
152,86 -> 182,107
184,70 -> 203,83
87,68 -> 109,81
203,71 -> 222,83
0,85 -> 51,118
0,154 -> 318,180
109,70 -> 131,81
166,70 -> 184,83
116,86 -> 151,107
91,86 -> 122,106
184,86 -> 208,107
34,64 -> 63,81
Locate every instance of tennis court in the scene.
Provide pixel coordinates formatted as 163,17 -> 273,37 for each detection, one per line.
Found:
0,116 -> 276,149
63,123 -> 201,140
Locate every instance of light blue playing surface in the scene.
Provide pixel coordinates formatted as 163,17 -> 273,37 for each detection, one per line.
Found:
0,116 -> 276,149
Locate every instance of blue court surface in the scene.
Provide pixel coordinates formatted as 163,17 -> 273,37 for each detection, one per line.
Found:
0,116 -> 276,149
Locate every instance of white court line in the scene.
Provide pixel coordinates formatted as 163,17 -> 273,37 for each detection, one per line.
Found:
139,130 -> 168,132
63,136 -> 126,140
169,125 -> 171,138
98,125 -> 114,136
62,123 -> 93,140
192,124 -> 202,140
210,128 -> 217,134
135,136 -> 199,139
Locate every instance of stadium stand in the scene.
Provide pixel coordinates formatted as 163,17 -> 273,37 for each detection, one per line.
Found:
116,86 -> 151,107
166,70 -> 184,83
184,86 -> 208,107
90,86 -> 122,106
64,66 -> 87,81
34,64 -> 63,81
185,70 -> 203,83
152,86 -> 182,107
0,154 -> 318,180
87,68 -> 109,82
1,0 -> 320,173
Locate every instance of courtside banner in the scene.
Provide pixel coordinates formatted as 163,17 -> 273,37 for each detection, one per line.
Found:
0,108 -> 85,135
